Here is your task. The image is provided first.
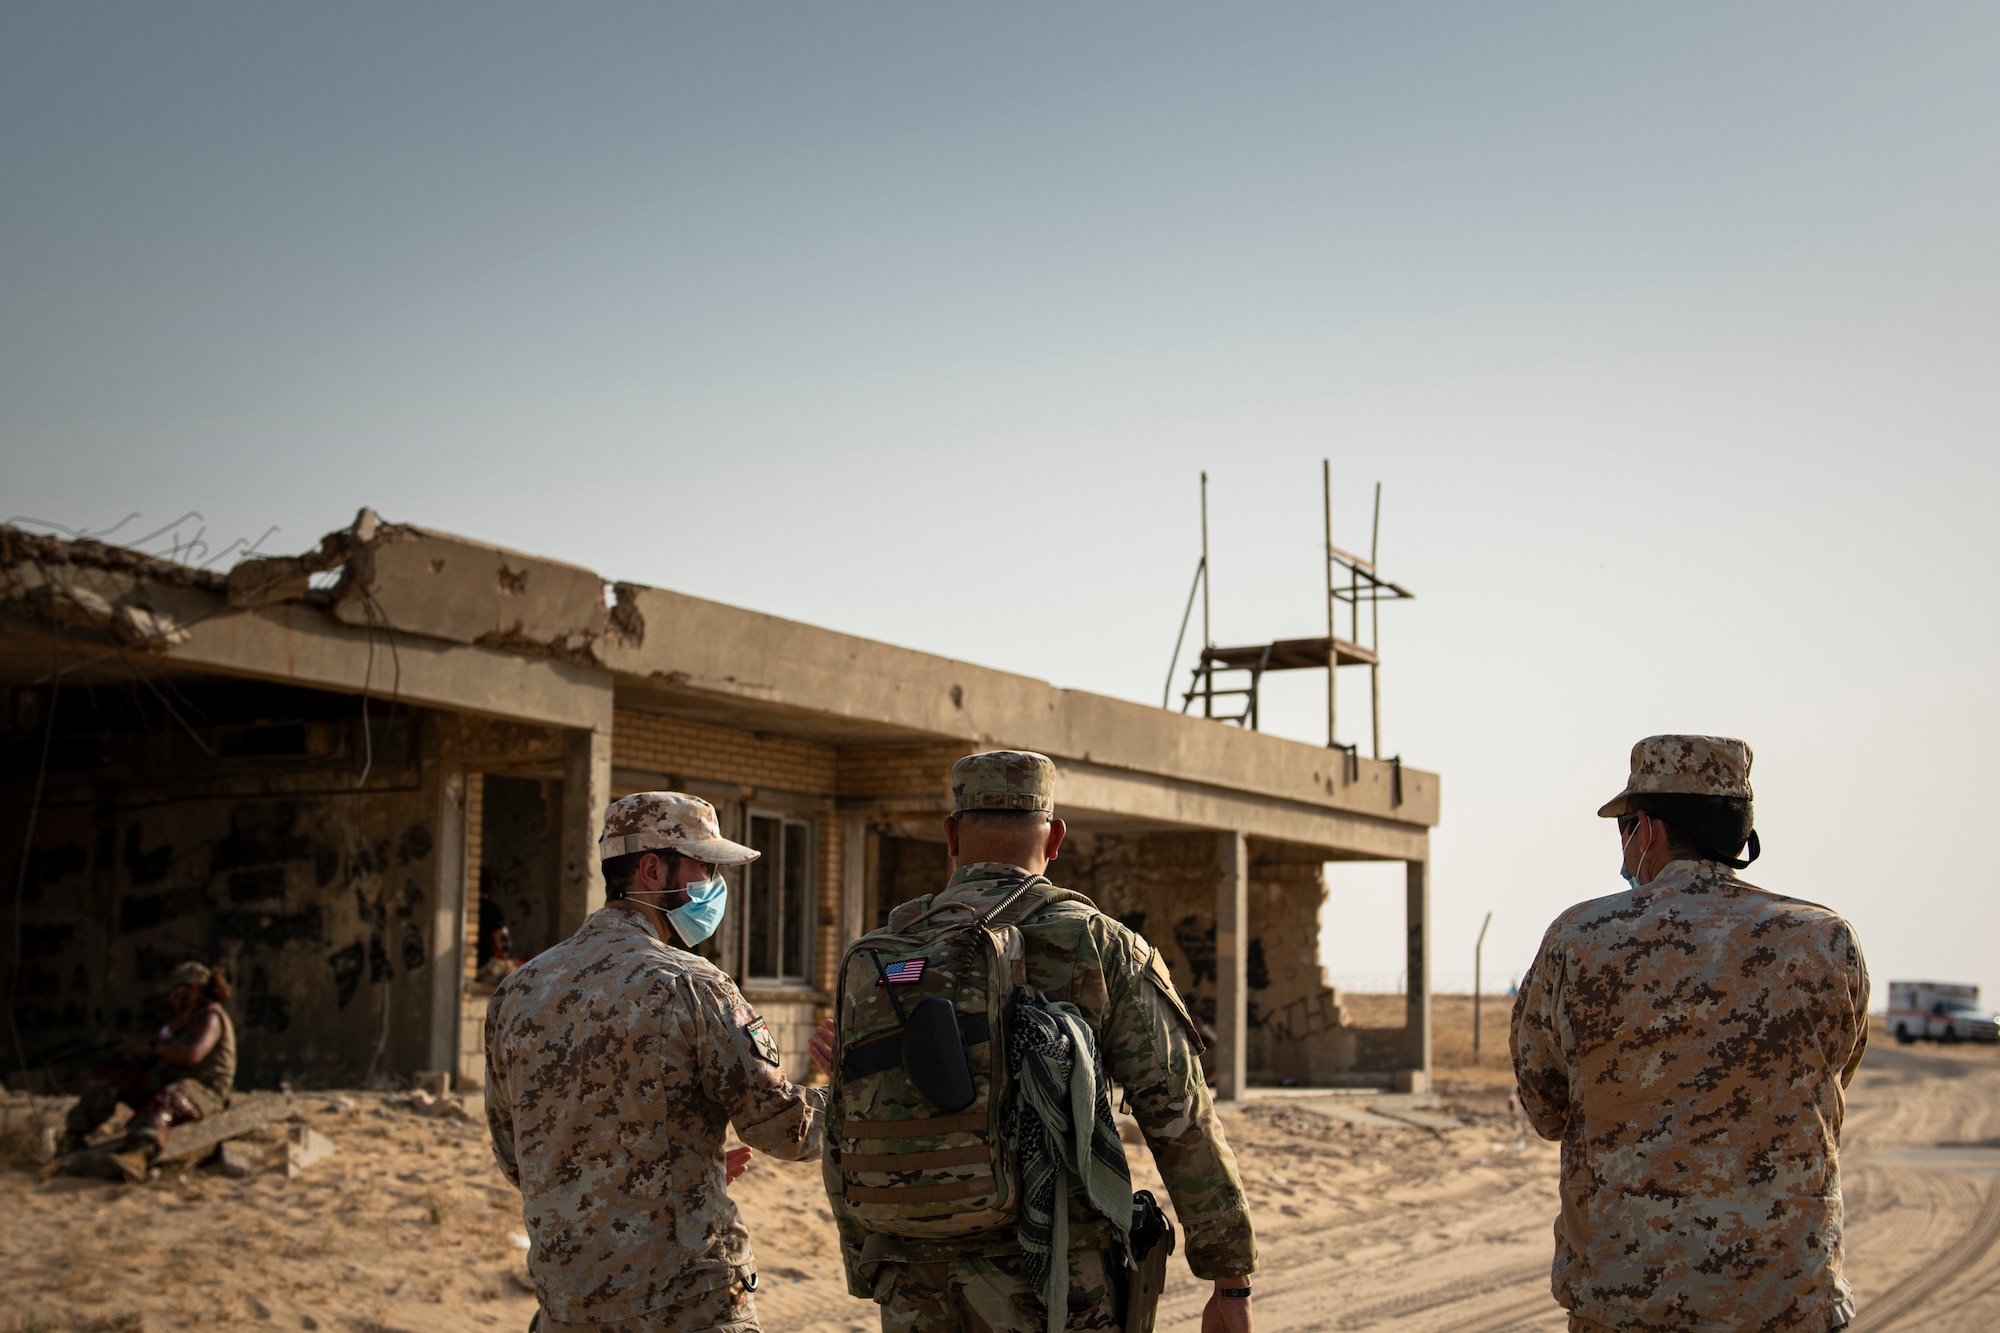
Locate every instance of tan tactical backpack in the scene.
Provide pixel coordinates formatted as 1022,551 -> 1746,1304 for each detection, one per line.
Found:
829,873 -> 1079,1238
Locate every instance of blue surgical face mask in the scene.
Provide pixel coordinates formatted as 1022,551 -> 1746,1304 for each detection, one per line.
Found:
664,873 -> 728,946
625,865 -> 730,945
1619,820 -> 1643,890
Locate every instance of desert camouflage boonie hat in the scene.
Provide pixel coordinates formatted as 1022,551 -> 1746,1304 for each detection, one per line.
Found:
1597,735 -> 1754,818
166,962 -> 212,990
951,750 -> 1056,815
598,792 -> 759,865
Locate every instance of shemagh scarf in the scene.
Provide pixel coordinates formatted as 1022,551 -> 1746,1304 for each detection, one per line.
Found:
1006,991 -> 1133,1333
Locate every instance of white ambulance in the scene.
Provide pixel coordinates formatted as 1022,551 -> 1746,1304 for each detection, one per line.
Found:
1887,981 -> 2000,1045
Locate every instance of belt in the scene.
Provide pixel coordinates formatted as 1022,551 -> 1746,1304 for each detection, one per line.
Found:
857,1221 -> 1113,1267
859,1231 -> 1021,1265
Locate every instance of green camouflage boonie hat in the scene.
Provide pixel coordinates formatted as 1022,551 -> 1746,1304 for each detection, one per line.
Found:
1597,734 -> 1754,818
951,750 -> 1056,815
167,962 -> 212,990
598,792 -> 760,864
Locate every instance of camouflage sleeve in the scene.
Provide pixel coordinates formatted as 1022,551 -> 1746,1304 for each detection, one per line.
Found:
1098,922 -> 1258,1280
482,995 -> 520,1187
693,974 -> 829,1162
1836,917 -> 1870,1089
1509,924 -> 1571,1142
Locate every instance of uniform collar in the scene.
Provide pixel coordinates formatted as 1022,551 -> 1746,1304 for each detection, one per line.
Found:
598,898 -> 667,944
1643,858 -> 1738,891
946,861 -> 1035,889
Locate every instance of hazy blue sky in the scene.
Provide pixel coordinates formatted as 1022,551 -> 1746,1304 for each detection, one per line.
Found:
5,5 -> 1996,1008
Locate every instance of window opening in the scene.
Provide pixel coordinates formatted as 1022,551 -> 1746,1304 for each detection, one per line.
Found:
745,812 -> 813,985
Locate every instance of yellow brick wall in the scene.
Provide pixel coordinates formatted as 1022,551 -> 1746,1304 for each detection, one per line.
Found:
614,708 -> 837,794
816,816 -> 843,997
836,741 -> 975,802
462,772 -> 484,981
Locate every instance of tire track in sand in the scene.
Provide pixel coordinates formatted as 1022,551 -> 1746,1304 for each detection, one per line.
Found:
1442,1290 -> 1574,1333
1325,1265 -> 1548,1330
1850,1178 -> 2000,1332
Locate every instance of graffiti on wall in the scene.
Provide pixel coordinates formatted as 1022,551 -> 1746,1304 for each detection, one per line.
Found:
7,790 -> 441,1084
1261,989 -> 1344,1043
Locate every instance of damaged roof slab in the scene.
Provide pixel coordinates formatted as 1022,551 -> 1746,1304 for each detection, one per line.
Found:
0,510 -> 1440,840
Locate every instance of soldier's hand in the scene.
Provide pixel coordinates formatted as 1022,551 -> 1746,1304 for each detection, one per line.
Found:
1201,1281 -> 1251,1333
725,1146 -> 752,1185
809,1018 -> 837,1076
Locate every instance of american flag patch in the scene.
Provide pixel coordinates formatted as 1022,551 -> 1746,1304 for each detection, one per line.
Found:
876,958 -> 926,985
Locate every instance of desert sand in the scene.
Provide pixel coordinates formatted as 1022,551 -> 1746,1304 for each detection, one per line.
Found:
5,1003 -> 1996,1333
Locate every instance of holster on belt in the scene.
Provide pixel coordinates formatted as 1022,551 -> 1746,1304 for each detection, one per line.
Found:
1123,1190 -> 1175,1333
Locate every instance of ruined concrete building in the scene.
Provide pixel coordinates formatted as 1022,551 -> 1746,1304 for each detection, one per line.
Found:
0,512 -> 1440,1097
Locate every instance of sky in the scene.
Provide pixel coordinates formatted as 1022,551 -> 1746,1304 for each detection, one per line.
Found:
4,4 -> 1997,1010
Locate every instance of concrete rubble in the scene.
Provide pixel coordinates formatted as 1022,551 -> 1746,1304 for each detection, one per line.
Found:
410,1070 -> 451,1097
213,1140 -> 259,1178
224,508 -> 646,667
285,1124 -> 336,1178
0,527 -> 207,650
399,1088 -> 470,1121
156,1092 -> 293,1164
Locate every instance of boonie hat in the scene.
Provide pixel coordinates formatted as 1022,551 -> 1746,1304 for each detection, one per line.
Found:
951,750 -> 1056,815
598,792 -> 759,864
1597,735 -> 1754,818
167,961 -> 212,990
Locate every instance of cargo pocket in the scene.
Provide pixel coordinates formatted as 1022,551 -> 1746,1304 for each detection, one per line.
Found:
871,1263 -> 900,1307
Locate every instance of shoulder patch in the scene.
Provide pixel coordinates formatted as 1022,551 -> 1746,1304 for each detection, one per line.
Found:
744,1015 -> 781,1067
1145,945 -> 1204,1052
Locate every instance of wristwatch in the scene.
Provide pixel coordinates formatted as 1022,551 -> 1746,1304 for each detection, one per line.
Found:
1219,1286 -> 1252,1300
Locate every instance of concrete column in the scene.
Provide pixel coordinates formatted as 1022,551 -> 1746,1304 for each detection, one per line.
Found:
841,819 -> 868,950
1404,857 -> 1432,1091
1215,830 -> 1250,1102
427,764 -> 468,1076
558,728 -> 612,940
711,799 -> 746,977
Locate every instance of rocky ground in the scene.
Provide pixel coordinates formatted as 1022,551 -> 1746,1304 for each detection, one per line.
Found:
4,1004 -> 1992,1333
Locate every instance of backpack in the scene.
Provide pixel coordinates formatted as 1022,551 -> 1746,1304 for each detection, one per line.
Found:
830,873 -> 1082,1239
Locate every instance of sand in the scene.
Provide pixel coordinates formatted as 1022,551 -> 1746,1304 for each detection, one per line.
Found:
5,1001 -> 1995,1333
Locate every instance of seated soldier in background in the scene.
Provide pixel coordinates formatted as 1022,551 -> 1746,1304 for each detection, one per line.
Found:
59,960 -> 237,1181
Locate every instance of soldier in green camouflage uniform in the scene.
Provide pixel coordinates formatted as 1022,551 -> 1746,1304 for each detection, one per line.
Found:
832,751 -> 1257,1333
1511,736 -> 1869,1333
486,792 -> 832,1333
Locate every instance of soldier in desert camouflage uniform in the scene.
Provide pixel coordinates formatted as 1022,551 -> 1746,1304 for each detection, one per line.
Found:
831,751 -> 1257,1333
1511,736 -> 1869,1333
486,792 -> 834,1333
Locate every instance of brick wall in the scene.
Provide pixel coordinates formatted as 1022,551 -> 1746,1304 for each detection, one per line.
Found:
1056,830 -> 1219,1001
462,772 -> 484,981
836,741 -> 973,802
816,816 -> 843,997
614,708 -> 836,794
